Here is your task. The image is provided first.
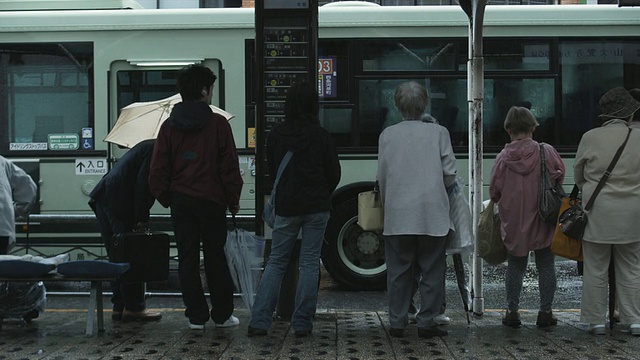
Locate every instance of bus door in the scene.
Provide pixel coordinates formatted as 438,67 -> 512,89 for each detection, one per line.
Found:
107,59 -> 223,162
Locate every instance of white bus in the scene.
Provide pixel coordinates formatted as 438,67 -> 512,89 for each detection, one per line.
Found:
1,2 -> 638,290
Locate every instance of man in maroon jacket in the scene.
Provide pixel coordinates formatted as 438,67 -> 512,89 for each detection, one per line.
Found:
149,64 -> 243,330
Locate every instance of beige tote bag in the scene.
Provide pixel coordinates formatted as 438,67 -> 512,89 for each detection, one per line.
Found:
357,189 -> 384,231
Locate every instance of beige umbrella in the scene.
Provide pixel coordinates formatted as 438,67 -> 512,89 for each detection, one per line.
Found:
104,93 -> 234,148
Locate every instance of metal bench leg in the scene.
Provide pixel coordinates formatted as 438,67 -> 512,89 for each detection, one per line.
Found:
85,280 -> 106,336
86,282 -> 97,336
96,281 -> 104,332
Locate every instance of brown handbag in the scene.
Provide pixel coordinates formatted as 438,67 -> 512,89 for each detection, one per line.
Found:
551,187 -> 584,261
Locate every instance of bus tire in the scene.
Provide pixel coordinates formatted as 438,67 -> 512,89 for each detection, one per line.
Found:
322,198 -> 386,290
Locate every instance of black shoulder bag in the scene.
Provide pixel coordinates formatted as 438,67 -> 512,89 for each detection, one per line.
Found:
538,143 -> 567,223
559,128 -> 632,239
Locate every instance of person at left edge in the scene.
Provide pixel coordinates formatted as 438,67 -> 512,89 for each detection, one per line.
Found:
88,139 -> 161,322
1,156 -> 37,254
149,64 -> 243,331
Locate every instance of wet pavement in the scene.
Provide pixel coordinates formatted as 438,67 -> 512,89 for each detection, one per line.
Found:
2,260 -> 640,359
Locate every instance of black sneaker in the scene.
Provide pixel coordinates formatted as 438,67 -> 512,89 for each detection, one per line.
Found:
417,326 -> 448,339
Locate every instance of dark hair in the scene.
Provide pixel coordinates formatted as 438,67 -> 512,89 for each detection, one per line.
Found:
284,82 -> 318,124
177,64 -> 217,102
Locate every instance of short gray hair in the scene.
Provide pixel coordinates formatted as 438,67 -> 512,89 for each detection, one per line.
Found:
503,106 -> 539,135
394,82 -> 429,120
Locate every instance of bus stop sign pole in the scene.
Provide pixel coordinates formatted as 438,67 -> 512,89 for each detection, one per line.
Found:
459,0 -> 487,316
255,0 -> 318,320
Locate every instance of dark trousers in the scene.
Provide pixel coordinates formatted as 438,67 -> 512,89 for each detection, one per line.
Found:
0,236 -> 8,254
170,192 -> 234,325
92,201 -> 145,312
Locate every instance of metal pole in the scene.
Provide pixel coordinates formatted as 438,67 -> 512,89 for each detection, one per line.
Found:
459,0 -> 487,316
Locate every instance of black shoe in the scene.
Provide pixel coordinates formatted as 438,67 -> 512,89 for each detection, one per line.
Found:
417,326 -> 448,339
22,309 -> 39,323
112,310 -> 123,321
388,328 -> 404,338
294,329 -> 312,338
502,310 -> 522,328
536,310 -> 558,327
248,326 -> 268,337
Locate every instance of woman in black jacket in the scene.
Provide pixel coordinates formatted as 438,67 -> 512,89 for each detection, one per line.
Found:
249,82 -> 341,337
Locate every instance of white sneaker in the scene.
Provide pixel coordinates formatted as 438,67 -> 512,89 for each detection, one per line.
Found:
188,322 -> 205,330
630,324 -> 640,336
215,315 -> 240,328
587,324 -> 605,335
434,314 -> 451,326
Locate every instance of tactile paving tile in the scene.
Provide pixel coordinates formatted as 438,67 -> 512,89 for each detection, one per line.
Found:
4,305 -> 640,358
336,311 -> 394,359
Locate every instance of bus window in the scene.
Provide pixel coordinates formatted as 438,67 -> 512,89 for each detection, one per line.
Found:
484,40 -> 551,71
484,78 -> 555,149
358,77 -> 555,151
560,41 -> 640,146
319,107 -> 352,147
361,40 -> 459,71
117,70 -> 179,111
0,43 -> 93,155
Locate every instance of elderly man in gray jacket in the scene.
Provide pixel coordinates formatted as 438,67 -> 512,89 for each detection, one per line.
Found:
0,155 -> 37,254
377,81 -> 457,339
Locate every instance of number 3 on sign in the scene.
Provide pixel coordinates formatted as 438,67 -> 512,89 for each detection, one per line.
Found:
318,59 -> 333,75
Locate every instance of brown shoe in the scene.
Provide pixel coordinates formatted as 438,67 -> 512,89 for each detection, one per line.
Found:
121,309 -> 162,322
502,310 -> 521,328
536,310 -> 558,327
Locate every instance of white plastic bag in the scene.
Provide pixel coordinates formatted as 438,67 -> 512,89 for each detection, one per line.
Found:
446,176 -> 473,255
224,226 -> 265,311
0,281 -> 46,320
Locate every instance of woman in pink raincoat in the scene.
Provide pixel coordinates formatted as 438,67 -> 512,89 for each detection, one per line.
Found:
490,106 -> 565,328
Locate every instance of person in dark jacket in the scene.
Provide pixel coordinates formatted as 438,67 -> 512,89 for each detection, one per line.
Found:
149,64 -> 243,331
89,139 -> 161,322
248,82 -> 341,337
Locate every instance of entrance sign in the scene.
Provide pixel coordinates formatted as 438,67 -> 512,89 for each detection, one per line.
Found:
75,158 -> 107,175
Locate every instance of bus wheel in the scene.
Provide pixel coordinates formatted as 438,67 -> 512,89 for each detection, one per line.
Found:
322,198 -> 386,290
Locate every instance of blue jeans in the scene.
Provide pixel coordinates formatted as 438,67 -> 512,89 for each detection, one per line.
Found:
249,211 -> 330,332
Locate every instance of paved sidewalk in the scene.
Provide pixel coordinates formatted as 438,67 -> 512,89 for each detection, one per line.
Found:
2,304 -> 640,359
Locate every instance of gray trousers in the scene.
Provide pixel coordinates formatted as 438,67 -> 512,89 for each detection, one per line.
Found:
385,234 -> 446,329
505,246 -> 556,313
581,240 -> 640,325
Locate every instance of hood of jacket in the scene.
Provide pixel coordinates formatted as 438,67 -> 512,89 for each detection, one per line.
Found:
499,138 -> 539,175
168,101 -> 212,132
271,120 -> 321,153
